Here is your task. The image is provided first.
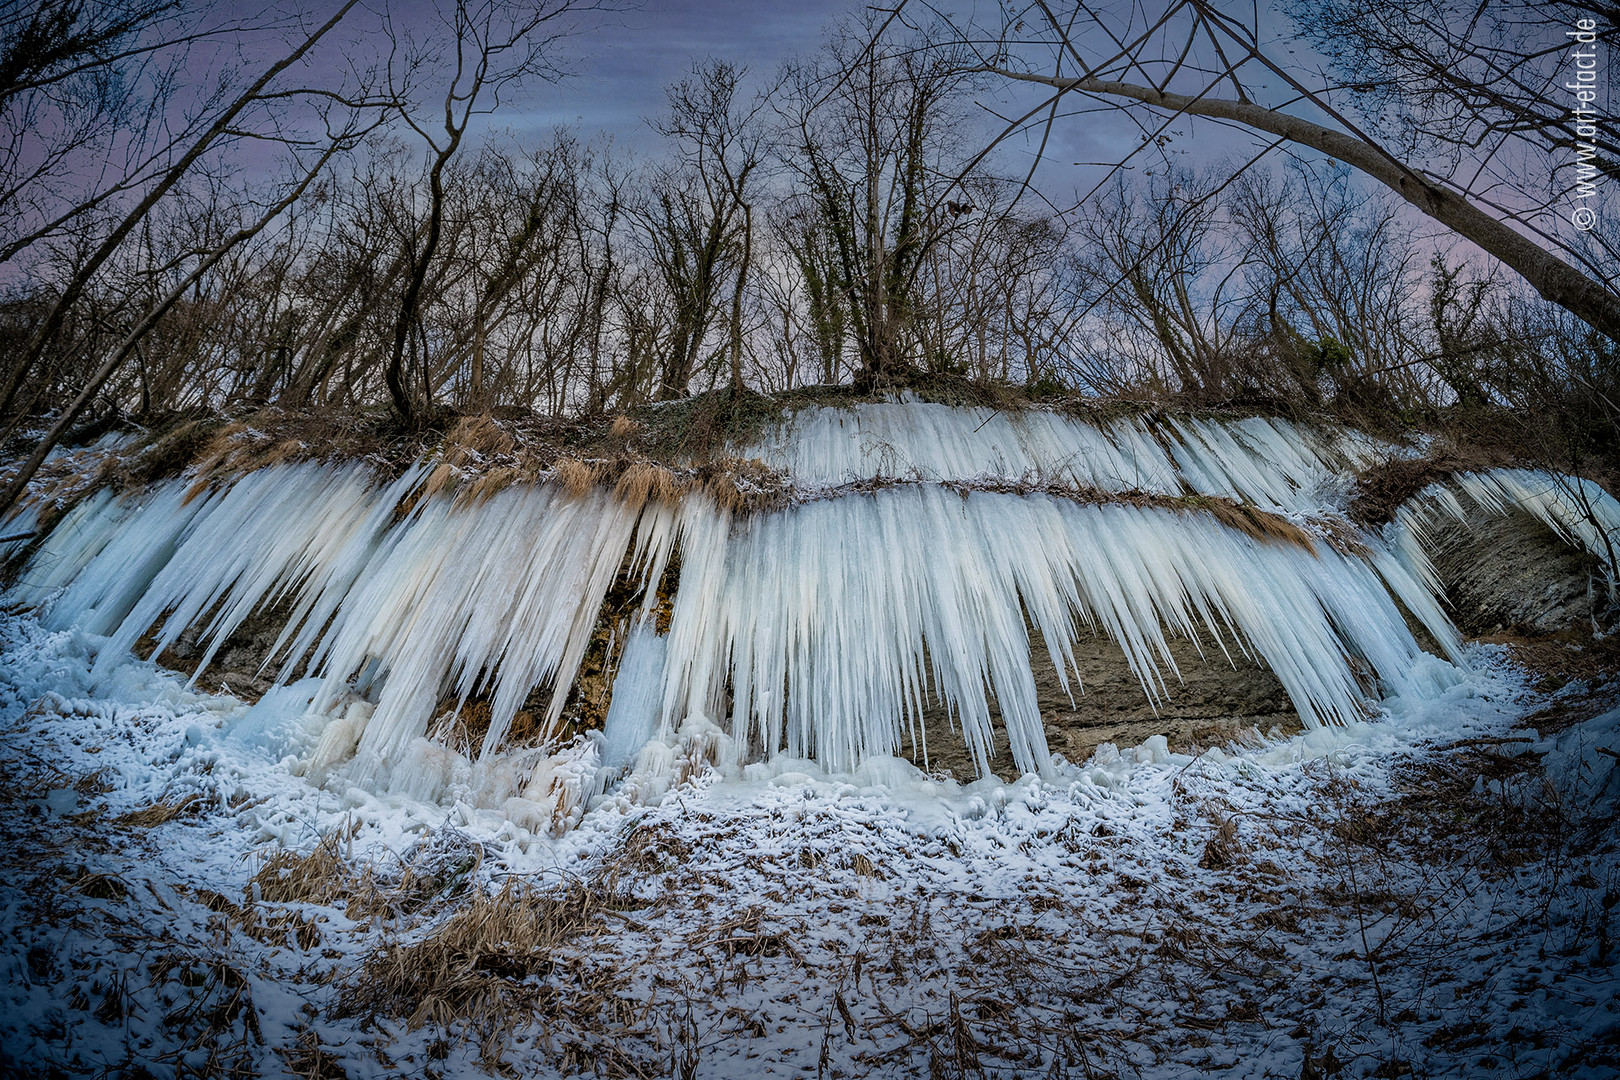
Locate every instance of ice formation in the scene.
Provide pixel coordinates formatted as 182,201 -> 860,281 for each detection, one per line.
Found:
1387,468 -> 1620,597
6,400 -> 1615,815
745,397 -> 1383,511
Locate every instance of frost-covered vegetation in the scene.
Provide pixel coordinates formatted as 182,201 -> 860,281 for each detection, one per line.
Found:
2,612 -> 1617,1078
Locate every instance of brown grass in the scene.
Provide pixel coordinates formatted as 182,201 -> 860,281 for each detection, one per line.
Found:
184,409 -> 390,491
1201,497 -> 1317,551
250,834 -> 360,908
613,461 -> 680,510
276,1028 -> 350,1080
441,415 -> 515,466
550,457 -> 599,499
333,878 -> 608,1031
115,793 -> 205,828
1347,453 -> 1469,529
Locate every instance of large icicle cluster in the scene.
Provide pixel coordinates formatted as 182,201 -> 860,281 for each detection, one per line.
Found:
746,397 -> 1386,512
1387,468 -> 1620,597
659,486 -> 1455,776
13,400 -> 1600,811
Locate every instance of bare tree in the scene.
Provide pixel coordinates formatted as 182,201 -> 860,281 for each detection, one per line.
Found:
780,11 -> 982,388
377,0 -> 594,429
0,1 -> 381,425
0,0 -> 389,519
631,60 -> 766,400
924,0 -> 1620,343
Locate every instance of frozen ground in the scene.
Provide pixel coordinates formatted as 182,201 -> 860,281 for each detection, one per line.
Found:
1,612 -> 1617,1079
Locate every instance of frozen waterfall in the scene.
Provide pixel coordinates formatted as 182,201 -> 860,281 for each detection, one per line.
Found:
6,400 -> 1607,809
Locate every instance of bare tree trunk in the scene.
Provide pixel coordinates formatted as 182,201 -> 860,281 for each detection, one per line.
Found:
729,201 -> 752,394
990,68 -> 1620,343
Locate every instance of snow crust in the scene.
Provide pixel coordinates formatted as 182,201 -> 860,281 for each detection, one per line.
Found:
3,612 -> 1615,1078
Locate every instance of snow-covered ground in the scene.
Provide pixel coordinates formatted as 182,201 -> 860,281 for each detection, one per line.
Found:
2,612 -> 1617,1079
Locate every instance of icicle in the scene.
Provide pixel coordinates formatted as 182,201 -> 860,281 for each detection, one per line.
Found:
5,403 -> 1483,795
747,399 -> 1407,519
90,463 -> 388,683
1392,467 -> 1620,593
7,488 -> 120,603
307,480 -> 677,788
0,500 -> 42,562
599,626 -> 668,772
746,399 -> 1181,492
1454,469 -> 1620,585
34,485 -> 212,637
656,487 -> 1440,778
1161,415 -> 1359,511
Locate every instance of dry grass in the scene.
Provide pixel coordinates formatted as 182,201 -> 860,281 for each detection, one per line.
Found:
182,409 -> 389,492
249,827 -> 491,926
277,1028 -> 350,1080
613,461 -> 680,509
441,415 -> 515,466
114,793 -> 205,828
1343,441 -> 1530,530
250,834 -> 363,908
550,457 -> 600,499
1201,496 -> 1318,550
333,877 -> 609,1032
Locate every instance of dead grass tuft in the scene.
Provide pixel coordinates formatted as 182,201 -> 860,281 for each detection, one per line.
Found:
1347,453 -> 1468,529
550,457 -> 599,499
458,462 -> 544,506
66,866 -> 128,900
333,877 -> 607,1032
608,414 -> 639,440
107,413 -> 229,491
442,416 -> 515,466
418,461 -> 462,503
184,408 -> 389,490
115,793 -> 204,828
1200,497 -> 1317,551
1198,819 -> 1246,870
277,1028 -> 349,1080
250,835 -> 359,908
613,461 -> 680,510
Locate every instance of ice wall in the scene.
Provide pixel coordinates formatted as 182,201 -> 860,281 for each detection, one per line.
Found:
11,402 -> 1565,799
745,397 -> 1387,512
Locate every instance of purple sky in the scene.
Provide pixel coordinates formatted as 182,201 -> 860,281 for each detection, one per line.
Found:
492,0 -> 1123,201
501,0 -> 865,146
207,1 -> 1346,209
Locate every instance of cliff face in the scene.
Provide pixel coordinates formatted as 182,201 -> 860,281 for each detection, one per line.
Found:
3,399 -> 1615,810
907,627 -> 1298,781
1429,506 -> 1608,636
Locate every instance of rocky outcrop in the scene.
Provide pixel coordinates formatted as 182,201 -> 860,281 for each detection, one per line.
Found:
1428,507 -> 1607,636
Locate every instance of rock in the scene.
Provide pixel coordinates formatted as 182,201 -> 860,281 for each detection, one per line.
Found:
1428,507 -> 1606,636
906,628 -> 1301,781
